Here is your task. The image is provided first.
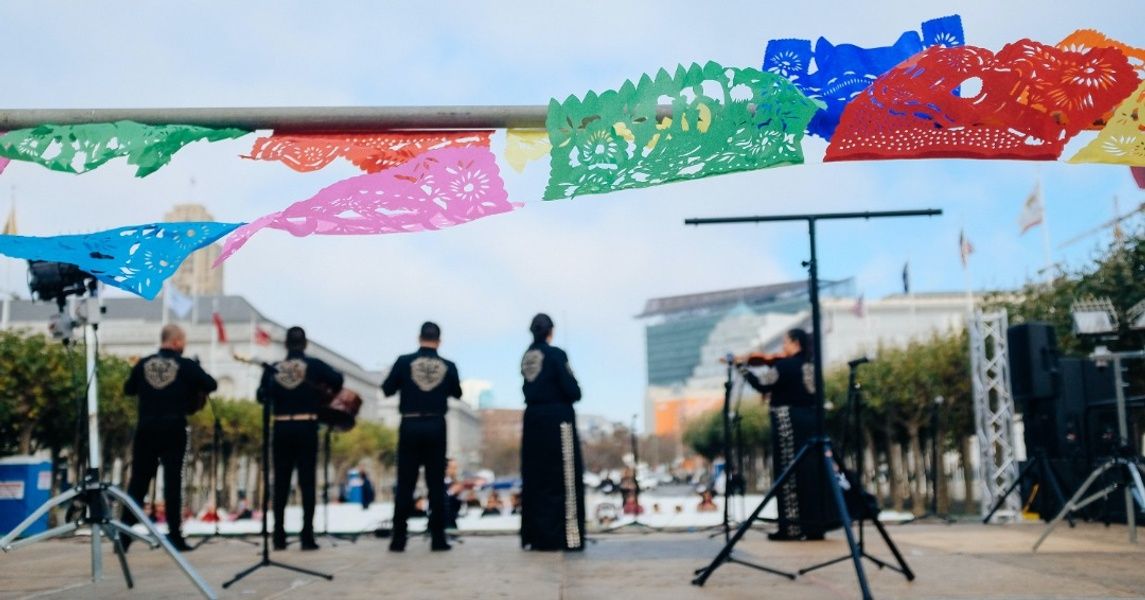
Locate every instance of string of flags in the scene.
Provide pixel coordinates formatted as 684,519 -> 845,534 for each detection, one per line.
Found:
1,16 -> 1143,298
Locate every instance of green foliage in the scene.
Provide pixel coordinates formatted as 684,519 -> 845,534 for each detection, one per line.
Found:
683,402 -> 770,461
990,227 -> 1145,387
330,420 -> 397,470
0,330 -> 135,458
823,330 -> 973,445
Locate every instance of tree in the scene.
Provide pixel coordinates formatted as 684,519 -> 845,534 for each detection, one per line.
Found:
992,226 -> 1145,388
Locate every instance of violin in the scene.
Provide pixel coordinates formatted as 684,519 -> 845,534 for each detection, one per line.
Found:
720,350 -> 791,367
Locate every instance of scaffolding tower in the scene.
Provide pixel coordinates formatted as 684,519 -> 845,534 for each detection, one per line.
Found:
970,310 -> 1021,520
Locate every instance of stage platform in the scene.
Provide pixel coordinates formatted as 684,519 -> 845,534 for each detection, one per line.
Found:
1,522 -> 1143,599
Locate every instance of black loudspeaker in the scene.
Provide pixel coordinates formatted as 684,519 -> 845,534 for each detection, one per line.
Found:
1024,358 -> 1088,459
1008,323 -> 1059,403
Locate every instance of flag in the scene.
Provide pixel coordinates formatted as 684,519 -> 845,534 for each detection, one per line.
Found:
902,262 -> 910,295
959,230 -> 974,268
254,325 -> 271,346
212,311 -> 228,343
2,204 -> 15,235
1018,183 -> 1043,235
165,283 -> 193,319
1133,167 -> 1145,190
852,294 -> 866,318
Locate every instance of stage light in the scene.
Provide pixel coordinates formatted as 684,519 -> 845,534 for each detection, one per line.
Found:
1070,297 -> 1119,336
26,260 -> 94,310
1126,298 -> 1145,331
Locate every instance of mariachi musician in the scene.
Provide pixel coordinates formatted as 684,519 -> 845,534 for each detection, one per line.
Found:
259,326 -> 344,551
732,328 -> 837,541
121,324 -> 216,552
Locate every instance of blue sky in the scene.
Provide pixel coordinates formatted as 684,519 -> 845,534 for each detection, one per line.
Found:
0,1 -> 1141,427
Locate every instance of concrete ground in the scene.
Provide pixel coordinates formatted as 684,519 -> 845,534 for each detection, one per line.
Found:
1,521 -> 1143,599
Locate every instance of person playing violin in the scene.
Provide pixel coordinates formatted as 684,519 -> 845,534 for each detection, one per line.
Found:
734,328 -> 836,541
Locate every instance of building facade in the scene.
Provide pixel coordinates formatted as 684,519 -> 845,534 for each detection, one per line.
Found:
640,281 -> 974,441
1,294 -> 385,413
163,204 -> 224,296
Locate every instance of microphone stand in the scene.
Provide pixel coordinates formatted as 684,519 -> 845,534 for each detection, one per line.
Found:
692,359 -> 793,581
604,415 -> 661,533
194,397 -> 257,548
318,424 -> 360,544
223,361 -> 332,589
797,359 -> 914,579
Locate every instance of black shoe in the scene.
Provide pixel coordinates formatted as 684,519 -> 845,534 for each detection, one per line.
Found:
300,538 -> 320,551
118,533 -> 134,553
431,541 -> 452,552
803,532 -> 826,541
389,538 -> 406,552
767,531 -> 803,542
167,535 -> 194,552
273,532 -> 287,551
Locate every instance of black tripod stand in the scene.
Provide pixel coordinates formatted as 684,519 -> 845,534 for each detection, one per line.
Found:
194,400 -> 257,549
605,415 -> 661,533
223,363 -> 332,589
688,209 -> 939,599
799,358 -> 914,580
705,359 -> 762,538
690,360 -> 793,580
1034,349 -> 1145,551
316,425 -> 361,545
910,396 -> 956,524
0,295 -> 215,599
982,448 -> 1074,525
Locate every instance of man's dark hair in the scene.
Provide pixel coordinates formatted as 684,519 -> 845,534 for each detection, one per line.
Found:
420,321 -> 441,342
285,326 -> 307,351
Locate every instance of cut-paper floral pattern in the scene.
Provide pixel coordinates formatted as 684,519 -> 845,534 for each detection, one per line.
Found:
0,222 -> 241,299
244,131 -> 491,173
216,146 -> 517,264
544,61 -> 818,200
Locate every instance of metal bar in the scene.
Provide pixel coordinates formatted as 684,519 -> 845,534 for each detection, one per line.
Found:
685,209 -> 942,226
105,486 -> 218,599
0,105 -> 552,131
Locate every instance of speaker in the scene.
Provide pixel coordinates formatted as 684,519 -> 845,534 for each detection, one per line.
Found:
1008,323 -> 1059,403
1022,358 -> 1087,459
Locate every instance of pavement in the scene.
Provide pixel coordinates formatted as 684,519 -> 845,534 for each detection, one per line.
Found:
1,521 -> 1144,599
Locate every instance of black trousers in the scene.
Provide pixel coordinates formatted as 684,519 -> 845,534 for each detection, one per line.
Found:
123,419 -> 187,537
392,416 -> 447,542
273,421 -> 318,538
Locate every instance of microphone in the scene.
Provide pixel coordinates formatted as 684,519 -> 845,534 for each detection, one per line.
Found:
847,356 -> 870,367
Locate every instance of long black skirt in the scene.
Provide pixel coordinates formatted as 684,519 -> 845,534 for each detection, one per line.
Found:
770,405 -> 839,538
520,403 -> 586,551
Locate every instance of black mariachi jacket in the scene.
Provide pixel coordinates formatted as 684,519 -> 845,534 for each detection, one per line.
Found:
521,342 -> 581,405
124,348 -> 218,422
740,354 -> 816,408
257,350 -> 344,416
381,347 -> 462,416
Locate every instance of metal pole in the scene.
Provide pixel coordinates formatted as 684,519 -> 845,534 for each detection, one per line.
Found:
684,209 -> 943,227
807,219 -> 827,434
83,314 -> 103,581
1112,355 -> 1136,543
0,106 -> 551,131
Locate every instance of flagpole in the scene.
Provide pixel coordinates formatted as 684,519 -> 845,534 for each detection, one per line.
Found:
3,186 -> 14,297
906,261 -> 918,339
210,296 -> 219,376
1039,178 -> 1053,283
248,311 -> 256,400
